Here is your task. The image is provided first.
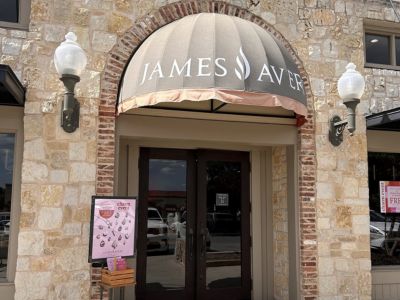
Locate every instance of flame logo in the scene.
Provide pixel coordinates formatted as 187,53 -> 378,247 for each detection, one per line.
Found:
235,47 -> 250,80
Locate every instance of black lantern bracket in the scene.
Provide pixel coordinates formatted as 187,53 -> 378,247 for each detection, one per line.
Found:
60,74 -> 80,133
329,115 -> 347,146
328,98 -> 360,146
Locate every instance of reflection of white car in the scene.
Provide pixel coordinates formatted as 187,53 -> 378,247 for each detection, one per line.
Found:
0,220 -> 9,235
370,225 -> 385,250
147,207 -> 169,253
370,210 -> 400,233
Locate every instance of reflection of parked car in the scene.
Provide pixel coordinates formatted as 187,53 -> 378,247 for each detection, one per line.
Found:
147,207 -> 169,253
0,220 -> 9,267
370,210 -> 400,233
0,220 -> 10,235
370,224 -> 385,250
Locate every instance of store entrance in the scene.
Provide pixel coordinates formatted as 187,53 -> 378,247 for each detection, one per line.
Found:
136,148 -> 251,300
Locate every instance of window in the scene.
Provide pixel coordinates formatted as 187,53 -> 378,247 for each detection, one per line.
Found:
364,20 -> 400,69
0,133 -> 15,279
0,0 -> 30,30
0,106 -> 23,293
0,1 -> 18,23
365,33 -> 391,65
368,152 -> 400,266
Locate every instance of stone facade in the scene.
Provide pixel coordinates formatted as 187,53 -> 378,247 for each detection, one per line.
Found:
1,0 -> 400,299
99,3 -> 317,299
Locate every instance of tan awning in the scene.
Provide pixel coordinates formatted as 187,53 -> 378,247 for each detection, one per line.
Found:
118,13 -> 307,117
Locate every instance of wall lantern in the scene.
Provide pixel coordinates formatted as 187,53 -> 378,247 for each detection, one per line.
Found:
329,63 -> 365,146
54,32 -> 87,133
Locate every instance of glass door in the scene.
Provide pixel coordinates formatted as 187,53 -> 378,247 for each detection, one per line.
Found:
136,148 -> 196,300
137,148 -> 251,300
196,150 -> 251,300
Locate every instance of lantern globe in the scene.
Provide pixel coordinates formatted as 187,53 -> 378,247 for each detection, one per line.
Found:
54,32 -> 87,77
337,63 -> 365,101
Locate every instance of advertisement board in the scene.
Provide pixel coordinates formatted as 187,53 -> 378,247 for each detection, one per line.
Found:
89,196 -> 137,262
380,181 -> 400,213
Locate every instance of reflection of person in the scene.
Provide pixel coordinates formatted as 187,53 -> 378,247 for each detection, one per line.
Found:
175,206 -> 186,264
177,207 -> 186,238
179,206 -> 186,220
167,212 -> 177,228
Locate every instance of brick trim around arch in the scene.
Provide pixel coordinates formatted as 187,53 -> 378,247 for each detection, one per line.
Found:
95,1 -> 317,299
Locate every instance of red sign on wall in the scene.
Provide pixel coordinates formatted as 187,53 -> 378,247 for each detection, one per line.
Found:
380,181 -> 400,213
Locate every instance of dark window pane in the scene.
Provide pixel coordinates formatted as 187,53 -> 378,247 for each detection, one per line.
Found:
0,0 -> 18,23
0,133 -> 15,279
365,33 -> 390,65
368,152 -> 400,266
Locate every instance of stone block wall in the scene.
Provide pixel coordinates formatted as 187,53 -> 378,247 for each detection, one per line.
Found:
367,68 -> 400,114
0,0 -> 139,299
272,146 -> 289,300
362,1 -> 400,115
1,0 -> 399,299
284,1 -> 370,298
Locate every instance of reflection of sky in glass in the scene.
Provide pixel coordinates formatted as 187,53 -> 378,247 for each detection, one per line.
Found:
0,133 -> 15,189
149,159 -> 186,191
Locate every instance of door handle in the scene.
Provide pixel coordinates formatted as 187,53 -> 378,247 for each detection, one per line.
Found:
200,228 -> 206,256
188,228 -> 193,259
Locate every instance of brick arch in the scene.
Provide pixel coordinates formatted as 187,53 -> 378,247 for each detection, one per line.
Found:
96,1 -> 317,298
